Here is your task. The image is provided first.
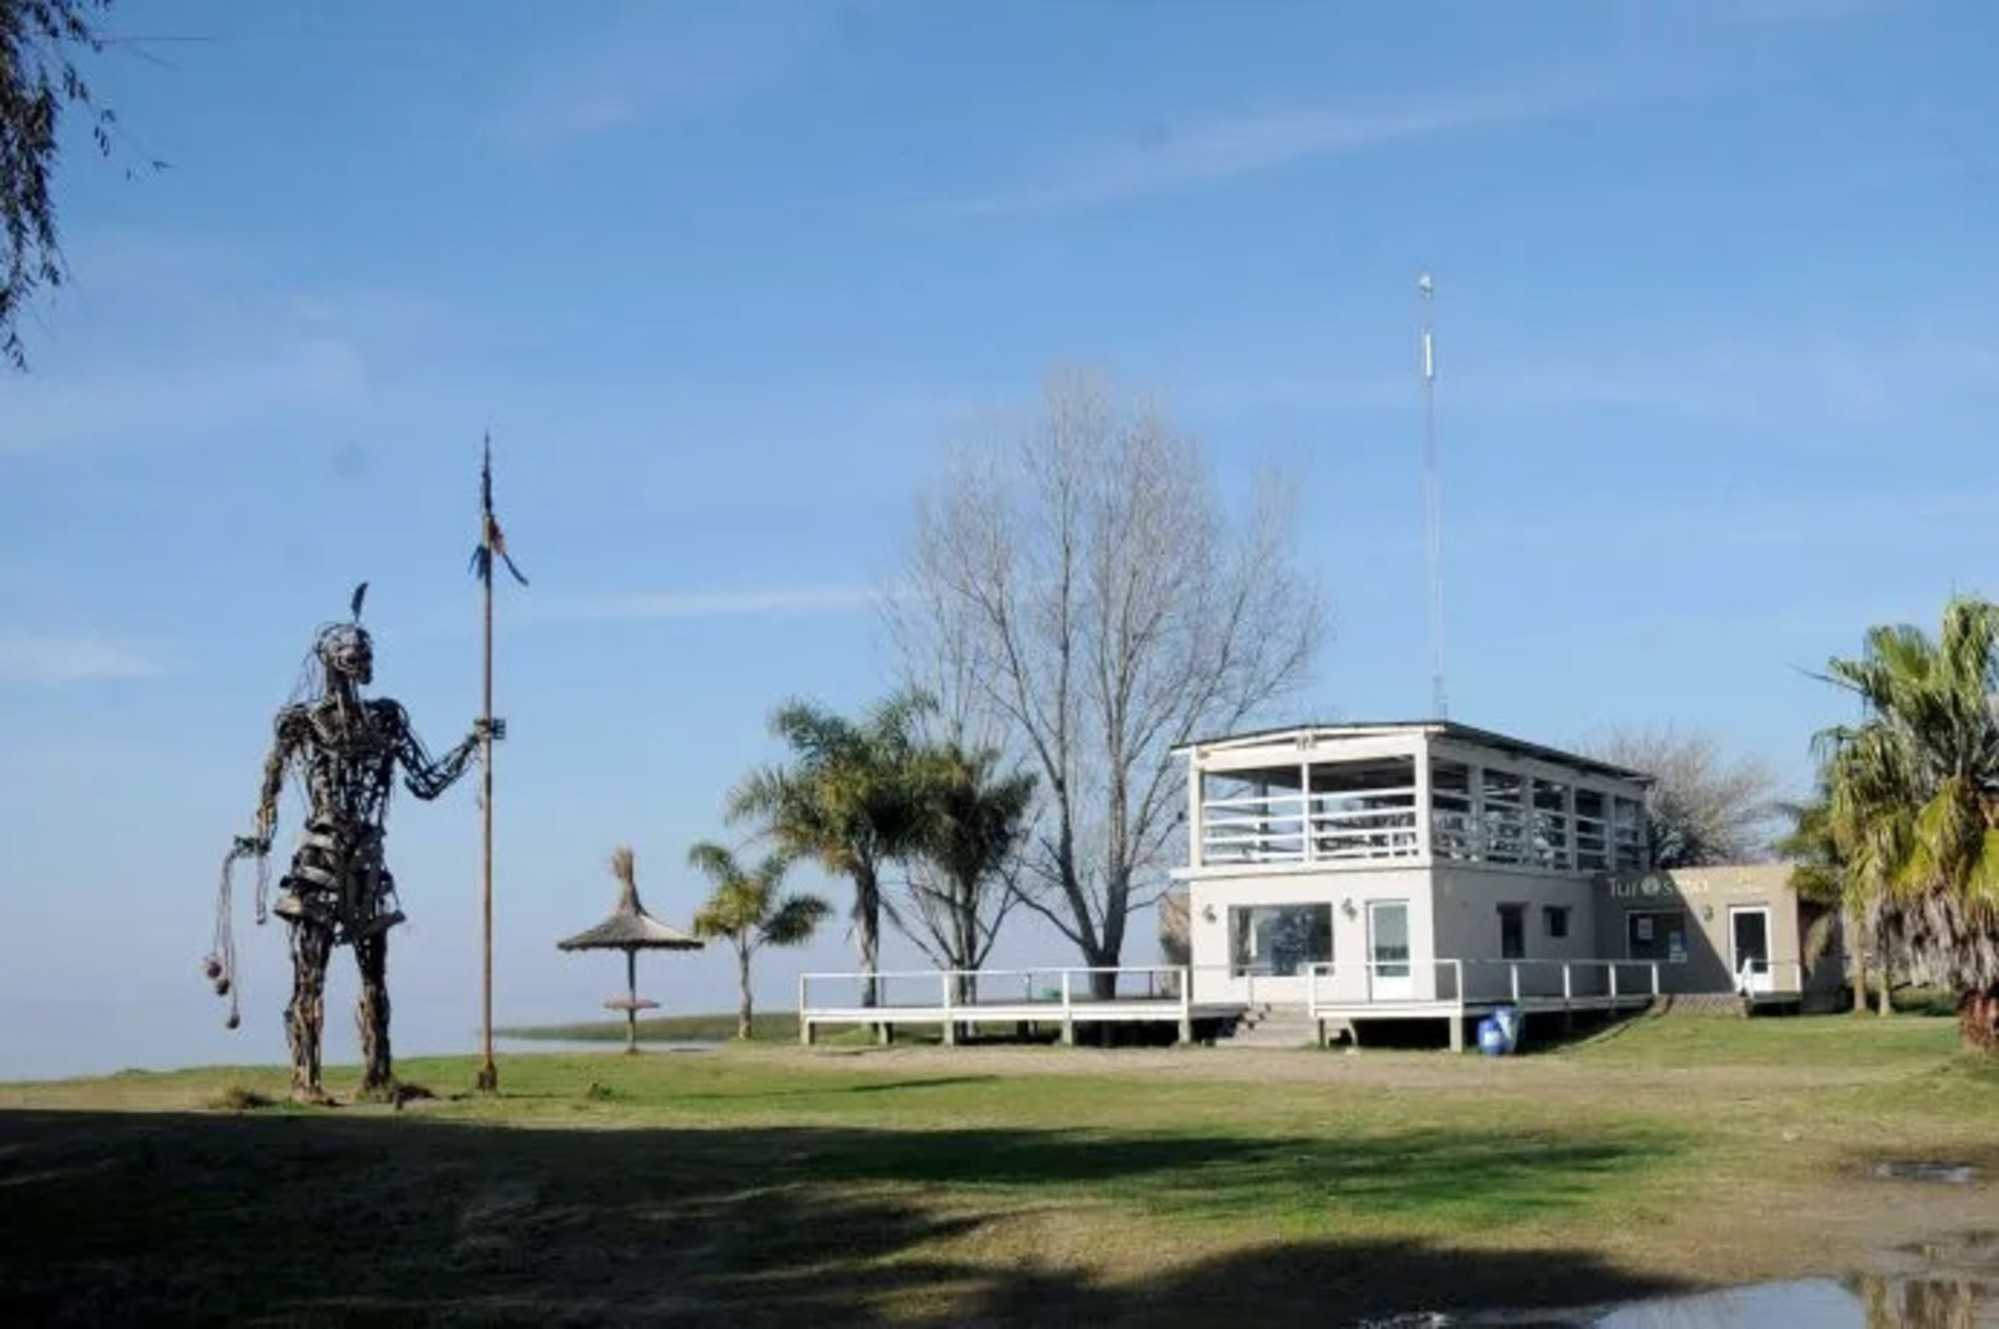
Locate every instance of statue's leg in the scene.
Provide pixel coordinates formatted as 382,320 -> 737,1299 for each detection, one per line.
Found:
356,930 -> 393,1096
286,918 -> 334,1102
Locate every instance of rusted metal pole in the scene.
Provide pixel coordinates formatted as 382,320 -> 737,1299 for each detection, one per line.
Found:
475,441 -> 499,1094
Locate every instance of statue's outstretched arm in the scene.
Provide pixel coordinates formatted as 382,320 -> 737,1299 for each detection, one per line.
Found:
395,704 -> 495,800
243,708 -> 305,853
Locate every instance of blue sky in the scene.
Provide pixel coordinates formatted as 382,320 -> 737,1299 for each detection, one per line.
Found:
2,0 -> 1994,1079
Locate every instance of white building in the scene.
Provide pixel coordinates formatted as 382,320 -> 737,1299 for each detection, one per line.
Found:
1172,721 -> 1834,1045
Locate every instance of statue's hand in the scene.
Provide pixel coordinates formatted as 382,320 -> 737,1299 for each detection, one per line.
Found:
233,834 -> 271,858
473,716 -> 506,743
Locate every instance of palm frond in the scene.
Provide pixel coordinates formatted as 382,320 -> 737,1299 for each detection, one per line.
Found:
763,894 -> 834,947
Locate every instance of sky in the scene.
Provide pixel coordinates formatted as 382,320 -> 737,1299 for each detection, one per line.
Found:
2,0 -> 1994,1080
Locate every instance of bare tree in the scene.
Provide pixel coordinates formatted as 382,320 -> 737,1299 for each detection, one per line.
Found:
895,366 -> 1326,994
1579,726 -> 1783,868
1157,889 -> 1191,967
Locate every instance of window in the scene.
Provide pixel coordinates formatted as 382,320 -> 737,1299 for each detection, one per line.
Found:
1229,904 -> 1333,977
1574,789 -> 1609,871
1429,760 -> 1476,861
1625,909 -> 1686,962
1544,906 -> 1571,940
1498,904 -> 1526,960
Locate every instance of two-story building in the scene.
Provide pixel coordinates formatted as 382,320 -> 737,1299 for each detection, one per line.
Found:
1170,721 -> 1839,1047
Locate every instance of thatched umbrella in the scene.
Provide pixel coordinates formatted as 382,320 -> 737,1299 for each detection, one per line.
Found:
557,847 -> 704,1053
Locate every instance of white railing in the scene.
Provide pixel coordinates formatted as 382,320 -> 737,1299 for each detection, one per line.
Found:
799,965 -> 1193,1020
1735,958 -> 1803,997
1458,958 -> 1662,1005
1305,957 -> 1664,1017
1202,788 -> 1420,866
1304,959 -> 1465,1012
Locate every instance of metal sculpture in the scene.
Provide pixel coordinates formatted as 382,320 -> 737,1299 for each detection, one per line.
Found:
208,583 -> 495,1102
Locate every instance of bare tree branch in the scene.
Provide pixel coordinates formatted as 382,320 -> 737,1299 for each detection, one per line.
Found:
895,365 -> 1327,993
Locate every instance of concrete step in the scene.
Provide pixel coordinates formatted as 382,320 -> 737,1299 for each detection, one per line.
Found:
1650,992 -> 1748,1018
1220,1005 -> 1323,1049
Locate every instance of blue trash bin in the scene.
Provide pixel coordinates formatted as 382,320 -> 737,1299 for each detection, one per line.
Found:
1478,1006 -> 1522,1056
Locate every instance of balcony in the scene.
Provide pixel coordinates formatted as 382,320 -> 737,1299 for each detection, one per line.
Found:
1201,786 -> 1420,866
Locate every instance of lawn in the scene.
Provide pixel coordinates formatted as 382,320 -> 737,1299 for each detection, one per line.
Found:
1,1015 -> 1993,1324
497,1010 -> 807,1043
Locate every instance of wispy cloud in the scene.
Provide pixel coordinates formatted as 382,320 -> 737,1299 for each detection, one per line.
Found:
941,81 -> 1617,218
0,339 -> 367,456
421,584 -> 880,633
493,7 -> 833,152
1442,328 -> 1999,426
0,636 -> 162,685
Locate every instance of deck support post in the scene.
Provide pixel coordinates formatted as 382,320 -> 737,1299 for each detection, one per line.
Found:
1177,966 -> 1193,1045
1449,1015 -> 1465,1054
1060,970 -> 1075,1046
801,1019 -> 814,1047
878,1021 -> 894,1047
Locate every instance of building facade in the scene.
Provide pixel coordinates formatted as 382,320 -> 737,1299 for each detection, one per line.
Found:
1171,722 -> 1835,1017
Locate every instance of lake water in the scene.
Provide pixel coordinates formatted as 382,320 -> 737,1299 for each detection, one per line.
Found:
490,1038 -> 723,1057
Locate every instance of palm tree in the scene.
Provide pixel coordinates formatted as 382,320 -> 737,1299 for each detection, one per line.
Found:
687,842 -> 832,1040
727,690 -> 932,1008
902,741 -> 1037,1000
1777,788 -> 1875,1015
1814,596 -> 1999,1053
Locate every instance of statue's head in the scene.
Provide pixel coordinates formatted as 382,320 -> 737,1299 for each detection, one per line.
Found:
315,622 -> 374,687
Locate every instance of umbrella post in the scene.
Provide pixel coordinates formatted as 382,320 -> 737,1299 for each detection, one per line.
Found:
625,948 -> 638,1055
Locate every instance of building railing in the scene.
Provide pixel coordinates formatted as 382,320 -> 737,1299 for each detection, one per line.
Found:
1429,805 -> 1644,872
1304,957 -> 1663,1018
1303,959 -> 1465,1010
1735,958 -> 1804,997
798,965 -> 1192,1014
797,964 -> 1202,1045
1201,787 -> 1420,866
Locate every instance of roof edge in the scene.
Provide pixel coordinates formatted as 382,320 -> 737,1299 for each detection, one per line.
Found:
1171,720 -> 1655,785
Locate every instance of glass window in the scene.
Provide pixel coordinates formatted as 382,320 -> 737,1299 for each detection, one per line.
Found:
1369,900 -> 1411,978
1429,760 -> 1476,861
1229,904 -> 1333,977
1574,789 -> 1608,871
1481,768 -> 1527,864
1498,903 -> 1526,960
1625,909 -> 1686,962
1544,906 -> 1570,939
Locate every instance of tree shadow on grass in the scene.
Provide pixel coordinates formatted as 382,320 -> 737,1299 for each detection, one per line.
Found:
0,1108 -> 1688,1325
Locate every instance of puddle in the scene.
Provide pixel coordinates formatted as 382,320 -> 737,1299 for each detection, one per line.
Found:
1874,1161 -> 1981,1185
1371,1231 -> 1999,1328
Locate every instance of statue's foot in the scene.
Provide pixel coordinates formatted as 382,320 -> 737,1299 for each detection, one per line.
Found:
290,1085 -> 336,1108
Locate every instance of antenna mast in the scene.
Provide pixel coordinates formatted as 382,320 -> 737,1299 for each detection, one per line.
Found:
1418,272 -> 1448,720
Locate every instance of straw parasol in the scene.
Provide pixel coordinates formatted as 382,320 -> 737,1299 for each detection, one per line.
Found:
557,846 -> 703,1052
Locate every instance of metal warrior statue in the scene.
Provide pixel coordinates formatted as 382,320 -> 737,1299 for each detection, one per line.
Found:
207,583 -> 496,1102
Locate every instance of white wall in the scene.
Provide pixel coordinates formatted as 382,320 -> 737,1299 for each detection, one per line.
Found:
1187,865 -> 1437,1005
1432,864 -> 1602,1001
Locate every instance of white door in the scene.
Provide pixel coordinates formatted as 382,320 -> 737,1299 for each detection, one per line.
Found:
1730,906 -> 1773,995
1368,900 -> 1413,1001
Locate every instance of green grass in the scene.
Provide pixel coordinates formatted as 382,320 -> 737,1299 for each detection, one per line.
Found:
1564,1008 -> 1966,1066
1,1015 -> 1992,1324
497,1010 -> 802,1042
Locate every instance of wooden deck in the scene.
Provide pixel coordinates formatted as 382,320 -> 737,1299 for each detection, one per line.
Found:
801,998 -> 1248,1046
